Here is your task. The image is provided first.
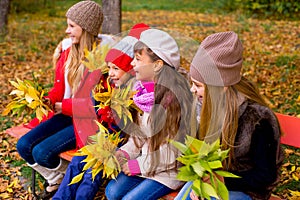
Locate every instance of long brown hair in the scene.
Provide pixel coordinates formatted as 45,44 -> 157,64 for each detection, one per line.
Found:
133,41 -> 193,176
198,76 -> 279,169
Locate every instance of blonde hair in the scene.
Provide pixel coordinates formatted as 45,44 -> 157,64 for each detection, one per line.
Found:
198,76 -> 280,169
53,30 -> 98,94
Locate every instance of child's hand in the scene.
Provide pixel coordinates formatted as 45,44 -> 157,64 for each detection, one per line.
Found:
122,162 -> 131,176
43,98 -> 53,110
115,150 -> 127,166
190,190 -> 200,200
54,102 -> 62,114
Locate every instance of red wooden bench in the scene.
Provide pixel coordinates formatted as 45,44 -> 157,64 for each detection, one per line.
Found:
5,112 -> 300,199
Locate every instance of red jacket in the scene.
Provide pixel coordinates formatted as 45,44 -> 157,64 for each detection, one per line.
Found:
27,46 -> 104,148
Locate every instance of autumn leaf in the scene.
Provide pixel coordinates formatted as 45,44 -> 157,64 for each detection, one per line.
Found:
170,136 -> 239,200
93,80 -> 142,126
2,77 -> 51,121
69,122 -> 124,185
82,42 -> 110,73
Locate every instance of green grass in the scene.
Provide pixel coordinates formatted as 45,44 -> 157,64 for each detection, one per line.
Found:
10,0 -> 234,15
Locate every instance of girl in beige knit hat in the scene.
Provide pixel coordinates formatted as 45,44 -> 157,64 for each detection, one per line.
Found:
16,1 -> 105,198
175,31 -> 284,200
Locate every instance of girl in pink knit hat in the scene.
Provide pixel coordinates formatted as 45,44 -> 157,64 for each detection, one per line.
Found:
175,31 -> 284,200
105,29 -> 193,200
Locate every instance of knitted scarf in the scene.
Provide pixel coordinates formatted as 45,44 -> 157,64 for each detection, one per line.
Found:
133,81 -> 155,113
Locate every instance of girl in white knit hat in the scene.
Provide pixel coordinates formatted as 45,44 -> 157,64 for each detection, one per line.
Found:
175,31 -> 284,200
105,28 -> 193,200
16,1 -> 105,197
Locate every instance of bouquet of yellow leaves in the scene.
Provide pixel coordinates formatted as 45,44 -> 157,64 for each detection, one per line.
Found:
170,136 -> 239,200
93,80 -> 141,126
82,42 -> 110,73
2,77 -> 51,121
69,121 -> 123,185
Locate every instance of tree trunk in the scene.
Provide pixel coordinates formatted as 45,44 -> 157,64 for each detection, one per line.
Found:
0,0 -> 10,38
102,0 -> 121,35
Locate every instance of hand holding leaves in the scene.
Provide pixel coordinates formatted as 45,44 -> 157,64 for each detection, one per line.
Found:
2,78 -> 52,121
69,121 -> 124,185
170,136 -> 239,200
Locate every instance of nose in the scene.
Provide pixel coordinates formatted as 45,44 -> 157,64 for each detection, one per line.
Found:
108,68 -> 114,77
65,27 -> 70,34
130,58 -> 136,67
190,85 -> 196,93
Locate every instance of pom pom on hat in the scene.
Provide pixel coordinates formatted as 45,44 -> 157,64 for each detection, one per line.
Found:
190,31 -> 243,86
66,1 -> 103,36
105,23 -> 150,73
139,29 -> 180,70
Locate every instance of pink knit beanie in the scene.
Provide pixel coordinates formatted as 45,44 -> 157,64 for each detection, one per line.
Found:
66,1 -> 103,36
190,31 -> 243,86
105,23 -> 150,72
139,29 -> 180,70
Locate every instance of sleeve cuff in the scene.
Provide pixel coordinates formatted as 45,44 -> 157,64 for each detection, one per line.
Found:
127,159 -> 141,176
119,149 -> 130,160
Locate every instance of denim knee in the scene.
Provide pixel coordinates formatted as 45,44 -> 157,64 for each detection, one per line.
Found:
32,144 -> 60,168
105,180 -> 119,200
16,136 -> 35,164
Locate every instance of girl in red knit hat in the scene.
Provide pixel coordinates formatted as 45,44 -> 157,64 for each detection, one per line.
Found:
52,23 -> 150,200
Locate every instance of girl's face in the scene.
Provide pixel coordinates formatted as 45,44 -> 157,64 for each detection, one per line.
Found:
108,62 -> 131,87
66,18 -> 83,44
131,50 -> 155,82
190,77 -> 205,102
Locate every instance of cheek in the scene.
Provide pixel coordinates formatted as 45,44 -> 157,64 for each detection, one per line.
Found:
199,88 -> 204,96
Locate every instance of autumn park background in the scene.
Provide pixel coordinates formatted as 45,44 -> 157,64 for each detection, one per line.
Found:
0,0 -> 299,199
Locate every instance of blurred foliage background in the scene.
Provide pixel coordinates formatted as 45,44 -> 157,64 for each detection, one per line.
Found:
0,0 -> 299,199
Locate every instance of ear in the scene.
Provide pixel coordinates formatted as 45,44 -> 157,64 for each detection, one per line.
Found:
153,60 -> 164,72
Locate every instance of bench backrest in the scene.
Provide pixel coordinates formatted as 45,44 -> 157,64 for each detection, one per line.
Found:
275,113 -> 300,148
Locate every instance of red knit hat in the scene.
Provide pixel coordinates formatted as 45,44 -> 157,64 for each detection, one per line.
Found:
105,23 -> 150,72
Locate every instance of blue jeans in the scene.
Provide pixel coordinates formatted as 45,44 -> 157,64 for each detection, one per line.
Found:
105,172 -> 173,200
16,114 -> 76,168
52,156 -> 104,200
175,181 -> 252,200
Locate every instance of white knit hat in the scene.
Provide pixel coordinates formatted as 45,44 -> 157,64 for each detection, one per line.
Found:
139,29 -> 180,70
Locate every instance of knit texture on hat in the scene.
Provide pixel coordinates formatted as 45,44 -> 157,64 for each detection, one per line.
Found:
66,1 -> 103,36
139,29 -> 180,70
105,23 -> 150,72
190,31 -> 243,86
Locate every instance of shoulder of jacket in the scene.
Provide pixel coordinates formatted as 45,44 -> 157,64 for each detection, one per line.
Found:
61,38 -> 72,51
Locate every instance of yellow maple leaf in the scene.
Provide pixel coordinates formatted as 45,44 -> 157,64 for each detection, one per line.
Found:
82,42 -> 110,73
69,122 -> 124,184
2,77 -> 51,122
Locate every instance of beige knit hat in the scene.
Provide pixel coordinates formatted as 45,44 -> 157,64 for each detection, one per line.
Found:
139,29 -> 180,70
190,31 -> 243,86
66,1 -> 103,36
